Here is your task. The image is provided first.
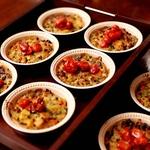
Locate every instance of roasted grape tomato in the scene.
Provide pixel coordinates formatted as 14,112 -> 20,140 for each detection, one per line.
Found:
133,136 -> 148,146
108,30 -> 122,41
24,46 -> 33,55
34,103 -> 45,112
19,42 -> 29,52
0,79 -> 4,87
117,140 -> 131,150
66,21 -> 73,30
90,64 -> 100,74
119,128 -> 131,142
111,25 -> 120,31
18,99 -> 31,109
77,61 -> 90,72
26,104 -> 36,113
32,43 -> 42,52
64,60 -> 78,74
55,17 -> 67,29
100,35 -> 112,48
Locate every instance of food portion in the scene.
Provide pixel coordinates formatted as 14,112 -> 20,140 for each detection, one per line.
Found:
43,13 -> 84,33
7,36 -> 53,64
105,119 -> 150,150
9,88 -> 67,129
56,53 -> 109,87
89,25 -> 138,51
135,77 -> 150,108
0,63 -> 12,94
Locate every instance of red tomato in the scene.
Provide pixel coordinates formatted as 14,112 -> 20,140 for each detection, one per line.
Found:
110,25 -> 122,39
111,25 -> 120,31
26,104 -> 36,113
66,21 -> 73,30
24,46 -> 33,55
64,59 -> 78,74
90,64 -> 100,74
100,35 -> 112,48
55,17 -> 67,29
104,28 -> 111,35
117,140 -> 131,150
108,30 -> 122,41
18,99 -> 31,109
100,25 -> 122,48
133,136 -> 148,146
77,61 -> 90,72
0,79 -> 4,88
19,42 -> 29,52
120,128 -> 131,142
104,35 -> 112,44
100,40 -> 108,48
35,103 -> 45,112
30,98 -> 45,112
131,128 -> 144,138
32,43 -> 42,52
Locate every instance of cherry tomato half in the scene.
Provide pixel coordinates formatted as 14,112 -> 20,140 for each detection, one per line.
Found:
65,21 -> 73,30
111,25 -> 120,31
32,43 -> 42,52
23,46 -> 33,55
26,104 -> 36,113
19,42 -> 29,52
133,136 -> 148,146
34,102 -> 45,112
55,17 -> 67,29
100,35 -> 112,48
77,61 -> 90,72
18,98 -> 31,109
90,64 -> 100,74
64,59 -> 78,74
117,140 -> 131,150
108,30 -> 122,42
100,25 -> 122,48
0,79 -> 4,88
120,128 -> 131,142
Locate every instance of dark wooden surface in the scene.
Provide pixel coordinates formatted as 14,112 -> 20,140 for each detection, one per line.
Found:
0,0 -> 150,150
0,0 -> 44,31
85,0 -> 150,22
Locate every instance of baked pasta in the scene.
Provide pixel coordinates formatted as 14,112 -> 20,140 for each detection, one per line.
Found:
43,13 -> 84,33
89,25 -> 138,51
0,63 -> 12,94
7,36 -> 53,64
9,88 -> 67,129
135,78 -> 150,108
105,119 -> 150,150
56,53 -> 109,87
